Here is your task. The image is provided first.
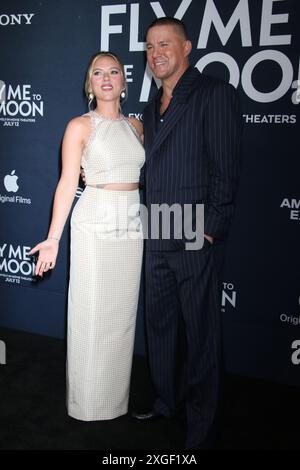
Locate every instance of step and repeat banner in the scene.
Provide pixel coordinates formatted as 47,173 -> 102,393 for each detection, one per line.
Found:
0,0 -> 299,385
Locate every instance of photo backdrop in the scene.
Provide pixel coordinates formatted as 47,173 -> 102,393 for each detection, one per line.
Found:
0,0 -> 299,386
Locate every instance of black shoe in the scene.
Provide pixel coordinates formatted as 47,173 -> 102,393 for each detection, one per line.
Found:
131,409 -> 164,421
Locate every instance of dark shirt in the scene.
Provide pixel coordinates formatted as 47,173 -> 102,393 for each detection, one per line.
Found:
154,66 -> 194,132
155,89 -> 168,132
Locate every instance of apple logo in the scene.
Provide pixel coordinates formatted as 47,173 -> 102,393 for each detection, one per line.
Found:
4,170 -> 19,193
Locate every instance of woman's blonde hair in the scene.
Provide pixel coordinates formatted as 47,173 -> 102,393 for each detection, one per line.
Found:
84,52 -> 128,108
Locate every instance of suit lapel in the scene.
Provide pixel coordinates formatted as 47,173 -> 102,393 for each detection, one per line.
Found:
146,67 -> 201,162
145,97 -> 157,157
148,99 -> 188,161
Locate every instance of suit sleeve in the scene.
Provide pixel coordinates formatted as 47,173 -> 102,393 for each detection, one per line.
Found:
139,164 -> 145,189
204,82 -> 242,240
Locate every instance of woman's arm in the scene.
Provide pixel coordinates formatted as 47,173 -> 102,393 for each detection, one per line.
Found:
47,117 -> 86,240
29,116 -> 88,276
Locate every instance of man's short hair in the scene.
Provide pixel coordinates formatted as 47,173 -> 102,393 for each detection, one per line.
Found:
146,17 -> 189,40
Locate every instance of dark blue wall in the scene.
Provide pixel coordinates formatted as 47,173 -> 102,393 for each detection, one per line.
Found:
0,0 -> 299,385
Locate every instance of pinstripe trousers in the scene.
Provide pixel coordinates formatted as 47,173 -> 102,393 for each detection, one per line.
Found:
145,239 -> 223,449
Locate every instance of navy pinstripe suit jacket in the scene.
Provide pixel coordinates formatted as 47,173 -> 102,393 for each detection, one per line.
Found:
141,66 -> 241,251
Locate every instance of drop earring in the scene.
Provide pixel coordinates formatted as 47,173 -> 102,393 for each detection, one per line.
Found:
120,90 -> 126,100
88,92 -> 94,110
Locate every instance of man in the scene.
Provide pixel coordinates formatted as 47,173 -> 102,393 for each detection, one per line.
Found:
133,17 -> 241,450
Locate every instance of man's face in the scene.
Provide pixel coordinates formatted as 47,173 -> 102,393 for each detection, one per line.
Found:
146,25 -> 190,81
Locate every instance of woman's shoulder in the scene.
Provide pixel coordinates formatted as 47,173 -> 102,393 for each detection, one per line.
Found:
63,114 -> 91,142
66,113 -> 91,131
68,113 -> 91,126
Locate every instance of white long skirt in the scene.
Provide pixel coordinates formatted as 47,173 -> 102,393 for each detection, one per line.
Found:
66,187 -> 143,421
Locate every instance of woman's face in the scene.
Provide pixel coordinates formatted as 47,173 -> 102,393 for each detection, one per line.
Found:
90,56 -> 124,103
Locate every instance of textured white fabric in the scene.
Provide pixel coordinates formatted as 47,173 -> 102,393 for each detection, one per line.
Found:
66,114 -> 145,421
81,111 -> 144,185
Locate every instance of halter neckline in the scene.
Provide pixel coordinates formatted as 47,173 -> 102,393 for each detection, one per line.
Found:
90,110 -> 124,122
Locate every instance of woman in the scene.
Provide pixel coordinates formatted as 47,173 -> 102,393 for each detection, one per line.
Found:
29,52 -> 145,421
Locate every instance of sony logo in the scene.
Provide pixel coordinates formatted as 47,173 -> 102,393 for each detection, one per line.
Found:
0,13 -> 35,26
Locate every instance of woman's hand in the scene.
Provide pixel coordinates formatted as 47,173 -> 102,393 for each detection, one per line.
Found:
28,239 -> 59,277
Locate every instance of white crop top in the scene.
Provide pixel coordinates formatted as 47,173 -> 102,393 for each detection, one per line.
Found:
81,111 -> 145,185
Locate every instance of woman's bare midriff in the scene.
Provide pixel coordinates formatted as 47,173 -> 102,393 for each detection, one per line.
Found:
89,183 -> 139,191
